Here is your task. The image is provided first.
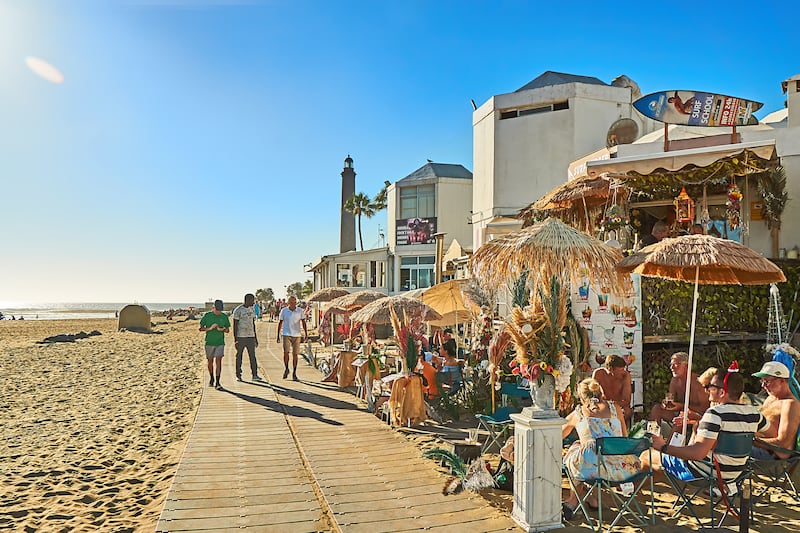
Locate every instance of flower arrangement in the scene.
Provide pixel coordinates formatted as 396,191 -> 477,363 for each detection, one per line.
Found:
600,205 -> 630,232
727,182 -> 742,230
505,276 -> 573,393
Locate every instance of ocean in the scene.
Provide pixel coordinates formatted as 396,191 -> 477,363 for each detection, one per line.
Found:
0,302 -> 204,321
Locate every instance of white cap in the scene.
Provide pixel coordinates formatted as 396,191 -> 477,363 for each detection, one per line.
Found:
752,361 -> 791,379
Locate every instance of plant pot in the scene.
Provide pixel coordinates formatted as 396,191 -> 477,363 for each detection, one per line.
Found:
530,372 -> 557,414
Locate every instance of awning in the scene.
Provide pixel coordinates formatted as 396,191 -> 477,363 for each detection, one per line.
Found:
586,140 -> 777,178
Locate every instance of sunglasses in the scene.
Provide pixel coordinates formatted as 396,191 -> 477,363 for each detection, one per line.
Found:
760,377 -> 778,386
703,383 -> 723,391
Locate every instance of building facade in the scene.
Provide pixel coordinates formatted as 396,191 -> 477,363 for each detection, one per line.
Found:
471,71 -> 659,249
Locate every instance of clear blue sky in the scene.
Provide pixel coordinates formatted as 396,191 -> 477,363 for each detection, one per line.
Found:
0,0 -> 793,303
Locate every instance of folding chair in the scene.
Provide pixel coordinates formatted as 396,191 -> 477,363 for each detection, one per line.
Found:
475,406 -> 515,454
750,438 -> 800,505
564,436 -> 655,532
500,381 -> 529,407
664,431 -> 754,529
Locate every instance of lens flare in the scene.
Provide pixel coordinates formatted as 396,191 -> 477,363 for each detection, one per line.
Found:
25,56 -> 64,84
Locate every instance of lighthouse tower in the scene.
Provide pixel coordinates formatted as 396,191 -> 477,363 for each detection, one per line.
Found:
340,155 -> 356,253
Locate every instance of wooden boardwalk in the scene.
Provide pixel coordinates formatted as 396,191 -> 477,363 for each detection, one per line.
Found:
157,321 -> 517,532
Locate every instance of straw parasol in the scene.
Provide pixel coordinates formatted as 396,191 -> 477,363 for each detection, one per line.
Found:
349,295 -> 442,325
616,233 -> 786,436
307,287 -> 350,303
326,290 -> 387,311
470,217 -> 628,294
421,279 -> 480,331
617,234 -> 786,285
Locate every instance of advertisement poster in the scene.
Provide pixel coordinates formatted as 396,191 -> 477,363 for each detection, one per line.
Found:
571,273 -> 644,411
396,217 -> 437,245
633,91 -> 762,127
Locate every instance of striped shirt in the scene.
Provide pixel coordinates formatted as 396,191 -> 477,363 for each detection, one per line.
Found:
688,403 -> 769,481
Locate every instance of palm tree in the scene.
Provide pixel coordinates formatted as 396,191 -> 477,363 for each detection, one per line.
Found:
344,192 -> 376,251
255,288 -> 274,304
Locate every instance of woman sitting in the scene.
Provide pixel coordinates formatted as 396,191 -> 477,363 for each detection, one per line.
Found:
436,338 -> 462,391
561,378 -> 640,520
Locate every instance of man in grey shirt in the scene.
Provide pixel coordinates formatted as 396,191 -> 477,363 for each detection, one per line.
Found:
233,293 -> 261,381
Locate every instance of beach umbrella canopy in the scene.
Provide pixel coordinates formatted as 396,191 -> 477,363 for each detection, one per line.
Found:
420,279 -> 480,326
470,217 -> 628,294
349,295 -> 442,325
307,287 -> 350,303
326,290 -> 387,311
616,233 -> 786,436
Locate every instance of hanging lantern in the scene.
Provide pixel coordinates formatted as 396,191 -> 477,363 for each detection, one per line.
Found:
674,187 -> 695,224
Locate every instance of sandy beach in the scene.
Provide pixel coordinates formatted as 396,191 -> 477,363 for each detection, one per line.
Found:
1,318 -> 203,532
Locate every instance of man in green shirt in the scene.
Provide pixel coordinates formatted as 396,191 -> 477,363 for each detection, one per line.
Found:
200,300 -> 231,390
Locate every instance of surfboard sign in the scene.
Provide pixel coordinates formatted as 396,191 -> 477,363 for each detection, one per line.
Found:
633,91 -> 762,126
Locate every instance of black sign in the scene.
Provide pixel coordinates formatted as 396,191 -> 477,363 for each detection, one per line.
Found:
396,217 -> 437,245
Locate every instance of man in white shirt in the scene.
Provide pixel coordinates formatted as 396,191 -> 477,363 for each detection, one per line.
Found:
276,295 -> 307,381
233,293 -> 261,381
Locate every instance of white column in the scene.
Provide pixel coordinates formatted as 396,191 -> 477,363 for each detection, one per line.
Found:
511,409 -> 565,532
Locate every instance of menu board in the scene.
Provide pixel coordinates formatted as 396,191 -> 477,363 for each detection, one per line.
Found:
571,273 -> 644,411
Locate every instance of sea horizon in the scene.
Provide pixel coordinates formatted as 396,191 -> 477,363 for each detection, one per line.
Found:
0,302 -> 205,321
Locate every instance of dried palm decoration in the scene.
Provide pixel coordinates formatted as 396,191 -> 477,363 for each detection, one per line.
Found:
471,217 -> 628,298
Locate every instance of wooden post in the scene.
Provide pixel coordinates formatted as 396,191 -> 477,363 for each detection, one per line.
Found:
664,122 -> 669,152
732,124 -> 738,145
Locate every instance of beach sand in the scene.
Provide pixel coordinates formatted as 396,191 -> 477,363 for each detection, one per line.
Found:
1,318 -> 203,532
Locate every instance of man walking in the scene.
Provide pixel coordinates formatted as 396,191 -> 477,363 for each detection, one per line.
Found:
277,295 -> 308,380
199,299 -> 230,390
233,293 -> 262,381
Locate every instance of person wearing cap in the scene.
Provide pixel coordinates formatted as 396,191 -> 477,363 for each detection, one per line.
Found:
644,364 -> 769,482
233,293 -> 262,382
199,300 -> 230,390
752,361 -> 800,459
592,354 -> 632,419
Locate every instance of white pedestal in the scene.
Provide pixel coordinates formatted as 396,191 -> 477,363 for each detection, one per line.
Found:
511,407 -> 565,532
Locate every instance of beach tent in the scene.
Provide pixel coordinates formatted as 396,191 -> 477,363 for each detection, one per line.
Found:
118,304 -> 152,332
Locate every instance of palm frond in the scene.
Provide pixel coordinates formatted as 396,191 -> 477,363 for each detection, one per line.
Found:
422,447 -> 467,479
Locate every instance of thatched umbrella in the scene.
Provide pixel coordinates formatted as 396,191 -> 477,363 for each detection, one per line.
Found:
470,217 -> 628,295
616,234 -> 786,436
349,295 -> 442,325
326,290 -> 387,311
307,287 -> 350,303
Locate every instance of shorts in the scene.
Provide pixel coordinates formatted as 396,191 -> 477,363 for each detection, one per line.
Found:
205,345 -> 225,359
661,454 -> 701,481
282,335 -> 301,353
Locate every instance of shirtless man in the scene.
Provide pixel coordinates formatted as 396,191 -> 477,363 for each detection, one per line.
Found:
592,354 -> 632,419
752,361 -> 800,459
649,352 -> 709,427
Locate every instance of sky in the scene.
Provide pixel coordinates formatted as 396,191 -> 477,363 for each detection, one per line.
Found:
0,0 -> 794,304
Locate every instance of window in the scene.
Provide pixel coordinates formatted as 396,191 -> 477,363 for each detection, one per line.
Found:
499,100 -> 570,120
336,264 -> 351,287
399,256 -> 435,291
351,263 -> 366,287
399,185 -> 435,219
369,261 -> 386,288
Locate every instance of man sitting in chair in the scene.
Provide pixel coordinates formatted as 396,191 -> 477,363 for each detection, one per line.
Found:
752,361 -> 800,460
648,352 -> 709,436
644,363 -> 769,483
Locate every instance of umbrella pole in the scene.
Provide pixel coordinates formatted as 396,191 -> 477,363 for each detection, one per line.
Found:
682,266 -> 700,440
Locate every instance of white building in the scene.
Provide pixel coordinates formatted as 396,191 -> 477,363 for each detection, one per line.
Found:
471,71 -> 660,249
307,160 -> 473,298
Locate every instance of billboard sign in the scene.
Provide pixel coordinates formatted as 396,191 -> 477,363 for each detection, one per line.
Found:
396,217 -> 437,245
633,91 -> 762,126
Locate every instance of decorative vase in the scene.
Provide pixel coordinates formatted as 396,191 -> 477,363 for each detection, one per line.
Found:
530,372 -> 557,415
